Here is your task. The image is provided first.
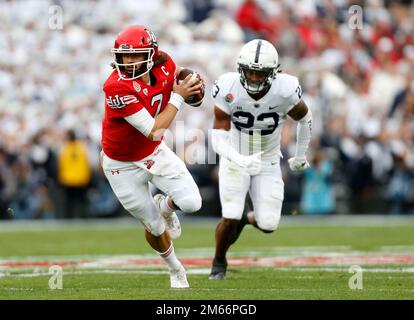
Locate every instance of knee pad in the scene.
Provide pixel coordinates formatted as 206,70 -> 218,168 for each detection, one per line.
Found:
256,217 -> 279,233
144,216 -> 165,237
175,193 -> 202,213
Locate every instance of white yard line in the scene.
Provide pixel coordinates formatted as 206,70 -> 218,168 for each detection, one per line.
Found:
2,253 -> 414,270
1,244 -> 411,263
275,266 -> 414,273
189,288 -> 414,293
0,268 -> 212,278
2,287 -> 412,294
379,245 -> 414,253
2,266 -> 414,280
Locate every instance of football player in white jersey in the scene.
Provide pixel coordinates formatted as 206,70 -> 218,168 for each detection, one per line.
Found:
209,39 -> 312,280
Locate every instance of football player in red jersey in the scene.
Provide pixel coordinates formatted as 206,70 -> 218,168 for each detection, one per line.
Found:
101,25 -> 203,288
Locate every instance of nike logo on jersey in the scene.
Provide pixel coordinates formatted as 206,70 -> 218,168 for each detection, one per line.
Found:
269,106 -> 278,110
106,95 -> 138,109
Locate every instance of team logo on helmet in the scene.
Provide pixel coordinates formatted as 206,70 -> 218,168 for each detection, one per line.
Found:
133,81 -> 141,92
146,30 -> 158,47
225,93 -> 234,103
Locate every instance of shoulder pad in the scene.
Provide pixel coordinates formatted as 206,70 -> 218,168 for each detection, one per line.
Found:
155,51 -> 170,65
215,72 -> 239,94
276,73 -> 300,98
103,74 -> 134,95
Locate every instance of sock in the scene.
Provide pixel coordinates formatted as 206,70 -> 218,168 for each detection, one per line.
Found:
160,196 -> 175,215
240,210 -> 251,226
213,256 -> 227,265
158,243 -> 182,270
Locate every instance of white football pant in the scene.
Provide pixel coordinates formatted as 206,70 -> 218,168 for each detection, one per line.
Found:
219,157 -> 284,232
101,142 -> 202,236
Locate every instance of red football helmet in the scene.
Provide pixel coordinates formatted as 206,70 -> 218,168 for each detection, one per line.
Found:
111,25 -> 159,80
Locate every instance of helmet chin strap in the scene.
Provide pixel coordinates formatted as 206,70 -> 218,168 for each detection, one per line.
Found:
116,59 -> 153,80
126,62 -> 148,77
112,49 -> 155,80
246,83 -> 264,94
239,65 -> 274,95
244,83 -> 258,94
245,76 -> 270,94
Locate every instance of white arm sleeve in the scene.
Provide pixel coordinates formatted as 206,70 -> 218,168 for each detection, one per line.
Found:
295,108 -> 312,158
124,109 -> 155,138
211,129 -> 245,166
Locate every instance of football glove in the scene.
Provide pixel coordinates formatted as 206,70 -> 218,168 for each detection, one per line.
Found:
236,151 -> 263,176
288,156 -> 310,172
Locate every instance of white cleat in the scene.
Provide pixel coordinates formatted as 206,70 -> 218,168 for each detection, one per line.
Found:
153,194 -> 181,240
170,266 -> 189,289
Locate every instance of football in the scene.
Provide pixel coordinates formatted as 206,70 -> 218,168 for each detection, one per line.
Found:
176,68 -> 205,107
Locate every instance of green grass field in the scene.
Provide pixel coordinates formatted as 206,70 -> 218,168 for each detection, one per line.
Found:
1,216 -> 414,300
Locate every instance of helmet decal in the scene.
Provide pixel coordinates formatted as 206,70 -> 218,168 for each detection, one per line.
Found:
145,29 -> 158,47
254,40 -> 262,63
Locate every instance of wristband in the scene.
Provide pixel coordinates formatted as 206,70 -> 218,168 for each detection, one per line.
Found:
168,92 -> 184,110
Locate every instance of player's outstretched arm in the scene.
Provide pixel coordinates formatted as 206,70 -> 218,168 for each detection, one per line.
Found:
287,100 -> 312,171
211,106 -> 262,175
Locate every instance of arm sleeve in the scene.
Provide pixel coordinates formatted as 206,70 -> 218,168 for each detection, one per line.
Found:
294,108 -> 312,158
211,129 -> 245,166
124,109 -> 155,138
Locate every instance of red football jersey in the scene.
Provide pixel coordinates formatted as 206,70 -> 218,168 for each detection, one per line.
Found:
102,51 -> 176,161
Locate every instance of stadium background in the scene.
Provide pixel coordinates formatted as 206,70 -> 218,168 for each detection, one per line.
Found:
0,0 -> 414,220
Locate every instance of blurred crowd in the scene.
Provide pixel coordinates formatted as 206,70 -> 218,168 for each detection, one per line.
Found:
0,0 -> 413,219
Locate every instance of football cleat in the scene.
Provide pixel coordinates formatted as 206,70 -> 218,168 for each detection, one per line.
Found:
208,271 -> 226,280
170,266 -> 189,288
209,257 -> 228,280
154,194 -> 181,240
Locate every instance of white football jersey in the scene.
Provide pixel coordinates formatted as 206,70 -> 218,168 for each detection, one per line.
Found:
211,72 -> 302,160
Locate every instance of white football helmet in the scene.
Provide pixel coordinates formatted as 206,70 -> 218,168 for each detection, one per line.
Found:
237,39 -> 279,94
